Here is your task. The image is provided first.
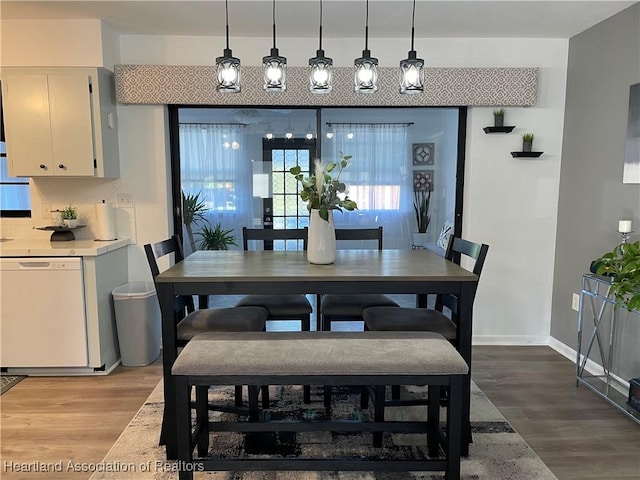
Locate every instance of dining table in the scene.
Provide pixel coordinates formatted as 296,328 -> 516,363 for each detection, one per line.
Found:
154,248 -> 479,460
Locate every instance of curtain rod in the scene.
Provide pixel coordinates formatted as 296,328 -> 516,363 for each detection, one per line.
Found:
326,122 -> 414,127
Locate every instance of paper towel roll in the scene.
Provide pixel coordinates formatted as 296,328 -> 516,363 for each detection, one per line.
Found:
95,201 -> 116,241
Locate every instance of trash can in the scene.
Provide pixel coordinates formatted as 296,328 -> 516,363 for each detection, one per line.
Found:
112,281 -> 161,366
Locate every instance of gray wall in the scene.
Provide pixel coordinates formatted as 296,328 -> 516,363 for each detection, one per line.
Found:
551,4 -> 640,378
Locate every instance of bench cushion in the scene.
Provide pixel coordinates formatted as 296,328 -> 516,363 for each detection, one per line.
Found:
172,331 -> 468,377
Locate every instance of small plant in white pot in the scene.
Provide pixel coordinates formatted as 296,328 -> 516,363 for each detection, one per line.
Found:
62,205 -> 78,228
412,188 -> 432,249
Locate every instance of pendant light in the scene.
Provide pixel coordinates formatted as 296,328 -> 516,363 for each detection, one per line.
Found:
263,0 -> 287,92
216,0 -> 241,93
354,0 -> 378,93
399,0 -> 424,94
309,0 -> 333,94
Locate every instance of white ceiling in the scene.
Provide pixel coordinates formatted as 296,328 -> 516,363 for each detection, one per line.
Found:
1,0 -> 636,38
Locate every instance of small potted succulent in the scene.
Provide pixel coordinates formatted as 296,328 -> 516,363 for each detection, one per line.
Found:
493,109 -> 505,127
522,133 -> 535,152
62,205 -> 78,228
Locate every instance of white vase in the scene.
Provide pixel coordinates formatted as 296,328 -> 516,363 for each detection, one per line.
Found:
64,218 -> 78,228
308,209 -> 336,264
412,232 -> 429,249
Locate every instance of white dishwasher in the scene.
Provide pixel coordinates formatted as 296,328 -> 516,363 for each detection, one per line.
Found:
0,257 -> 88,368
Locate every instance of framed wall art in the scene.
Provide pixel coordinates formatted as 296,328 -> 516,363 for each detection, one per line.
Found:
413,143 -> 435,166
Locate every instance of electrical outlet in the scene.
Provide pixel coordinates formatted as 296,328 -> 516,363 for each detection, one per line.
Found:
41,203 -> 52,219
117,192 -> 133,208
572,293 -> 580,311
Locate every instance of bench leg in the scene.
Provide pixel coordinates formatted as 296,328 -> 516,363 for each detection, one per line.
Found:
323,385 -> 332,409
261,385 -> 270,408
195,385 -> 209,457
303,385 -> 311,404
427,385 -> 440,457
372,385 -> 385,448
176,376 -> 194,480
248,386 -> 260,422
446,376 -> 463,480
234,385 -> 243,406
391,385 -> 401,400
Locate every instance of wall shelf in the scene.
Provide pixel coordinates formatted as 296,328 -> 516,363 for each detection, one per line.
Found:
511,151 -> 543,158
483,126 -> 515,133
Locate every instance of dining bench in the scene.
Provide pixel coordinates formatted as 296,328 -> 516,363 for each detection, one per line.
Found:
171,330 -> 468,480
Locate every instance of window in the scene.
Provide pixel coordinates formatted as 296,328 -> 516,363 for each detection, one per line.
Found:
171,107 -> 464,251
0,84 -> 31,217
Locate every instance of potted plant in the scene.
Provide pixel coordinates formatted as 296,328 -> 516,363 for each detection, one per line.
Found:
522,133 -> 535,152
493,109 -> 505,127
593,240 -> 640,312
290,152 -> 358,264
182,190 -> 209,252
413,188 -> 431,248
62,205 -> 78,228
197,223 -> 238,250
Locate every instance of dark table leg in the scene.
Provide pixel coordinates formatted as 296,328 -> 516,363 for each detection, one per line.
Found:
458,282 -> 475,457
157,282 -> 178,460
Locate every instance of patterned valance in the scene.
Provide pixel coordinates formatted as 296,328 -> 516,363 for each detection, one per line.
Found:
114,65 -> 538,107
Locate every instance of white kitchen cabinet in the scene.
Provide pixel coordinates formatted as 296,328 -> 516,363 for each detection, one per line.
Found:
1,67 -> 120,178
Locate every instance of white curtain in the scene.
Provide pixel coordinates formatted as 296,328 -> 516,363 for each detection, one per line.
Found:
325,124 -> 412,249
179,124 -> 253,251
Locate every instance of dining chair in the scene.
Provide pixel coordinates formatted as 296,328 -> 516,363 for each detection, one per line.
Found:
235,227 -> 313,403
144,235 -> 269,412
319,227 -> 399,332
361,236 -> 489,440
235,227 -> 313,332
319,226 -> 399,408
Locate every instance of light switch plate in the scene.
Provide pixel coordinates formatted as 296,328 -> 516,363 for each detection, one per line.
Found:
572,293 -> 580,311
117,192 -> 133,207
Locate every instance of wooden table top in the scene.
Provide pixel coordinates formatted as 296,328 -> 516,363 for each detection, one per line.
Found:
156,249 -> 478,284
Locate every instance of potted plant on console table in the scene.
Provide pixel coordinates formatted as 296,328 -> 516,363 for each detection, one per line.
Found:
594,240 -> 640,312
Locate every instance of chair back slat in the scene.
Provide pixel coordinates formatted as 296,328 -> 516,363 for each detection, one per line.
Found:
242,227 -> 308,251
335,227 -> 383,250
437,236 -> 489,314
144,235 -> 195,314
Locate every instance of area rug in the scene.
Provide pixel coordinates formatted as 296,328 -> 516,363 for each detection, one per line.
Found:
91,381 -> 558,480
0,375 -> 24,395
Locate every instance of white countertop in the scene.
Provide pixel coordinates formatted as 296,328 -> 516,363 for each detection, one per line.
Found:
0,238 -> 130,257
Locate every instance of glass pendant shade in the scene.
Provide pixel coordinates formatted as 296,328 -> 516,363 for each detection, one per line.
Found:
399,50 -> 424,94
309,50 -> 333,93
216,48 -> 241,93
354,0 -> 378,94
263,48 -> 287,92
263,0 -> 287,92
354,50 -> 378,93
216,0 -> 240,93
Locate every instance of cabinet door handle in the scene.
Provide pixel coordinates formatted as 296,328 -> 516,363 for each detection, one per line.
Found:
39,164 -> 47,169
58,164 -> 66,170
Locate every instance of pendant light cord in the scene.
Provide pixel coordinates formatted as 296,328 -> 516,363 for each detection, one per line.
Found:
410,0 -> 416,51
318,0 -> 323,51
364,0 -> 369,51
225,0 -> 230,50
272,0 -> 277,50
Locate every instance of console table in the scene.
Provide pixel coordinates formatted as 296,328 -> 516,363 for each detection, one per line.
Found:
576,273 -> 640,423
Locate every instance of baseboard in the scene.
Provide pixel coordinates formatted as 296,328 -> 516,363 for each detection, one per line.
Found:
472,334 -> 550,345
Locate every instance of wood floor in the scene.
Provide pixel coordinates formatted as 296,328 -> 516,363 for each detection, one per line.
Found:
1,346 -> 638,480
